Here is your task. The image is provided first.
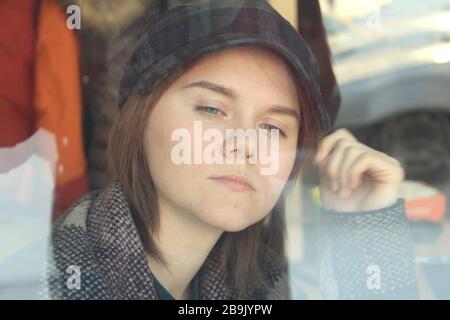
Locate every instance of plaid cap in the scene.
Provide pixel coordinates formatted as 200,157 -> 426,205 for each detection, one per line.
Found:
119,0 -> 332,132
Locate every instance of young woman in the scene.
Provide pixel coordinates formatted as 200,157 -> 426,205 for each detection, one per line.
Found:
48,0 -> 418,299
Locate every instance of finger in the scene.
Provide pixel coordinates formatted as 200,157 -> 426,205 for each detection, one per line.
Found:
338,144 -> 372,191
315,128 -> 358,164
318,138 -> 353,192
319,149 -> 344,192
347,152 -> 402,189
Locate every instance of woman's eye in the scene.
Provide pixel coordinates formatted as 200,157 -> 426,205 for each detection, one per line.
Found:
195,106 -> 226,116
260,123 -> 286,137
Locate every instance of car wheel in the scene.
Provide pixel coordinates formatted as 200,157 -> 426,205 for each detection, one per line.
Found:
371,112 -> 450,184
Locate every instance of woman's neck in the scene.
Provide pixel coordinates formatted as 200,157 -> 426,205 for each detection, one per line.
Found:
147,196 -> 223,299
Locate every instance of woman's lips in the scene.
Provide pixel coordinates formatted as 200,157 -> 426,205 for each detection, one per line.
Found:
208,175 -> 256,192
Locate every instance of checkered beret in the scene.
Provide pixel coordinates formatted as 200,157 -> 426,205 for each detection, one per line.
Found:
119,0 -> 332,132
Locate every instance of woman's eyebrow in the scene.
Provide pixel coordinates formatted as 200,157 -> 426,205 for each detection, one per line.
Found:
181,81 -> 236,99
266,105 -> 300,122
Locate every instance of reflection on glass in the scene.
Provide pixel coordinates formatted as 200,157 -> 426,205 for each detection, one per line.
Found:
0,129 -> 57,299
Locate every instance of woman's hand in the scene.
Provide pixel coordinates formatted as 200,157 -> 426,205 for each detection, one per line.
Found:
313,128 -> 405,212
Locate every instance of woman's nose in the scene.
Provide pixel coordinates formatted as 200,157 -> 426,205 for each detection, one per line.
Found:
222,127 -> 258,163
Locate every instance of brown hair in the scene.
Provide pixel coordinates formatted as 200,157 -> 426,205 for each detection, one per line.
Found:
108,48 -> 325,298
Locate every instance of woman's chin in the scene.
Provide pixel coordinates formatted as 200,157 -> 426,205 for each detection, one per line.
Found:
199,208 -> 264,233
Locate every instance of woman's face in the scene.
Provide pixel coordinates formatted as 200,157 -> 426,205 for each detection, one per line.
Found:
143,46 -> 300,232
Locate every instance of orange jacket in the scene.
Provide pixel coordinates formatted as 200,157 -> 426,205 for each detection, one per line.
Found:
0,0 -> 88,219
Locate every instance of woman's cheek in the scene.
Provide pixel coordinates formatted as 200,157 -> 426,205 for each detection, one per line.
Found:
150,115 -> 194,161
258,155 -> 293,201
271,144 -> 297,179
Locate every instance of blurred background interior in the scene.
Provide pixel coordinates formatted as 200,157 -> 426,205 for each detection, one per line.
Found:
0,0 -> 449,299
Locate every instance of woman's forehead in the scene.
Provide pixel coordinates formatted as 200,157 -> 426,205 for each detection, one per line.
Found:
173,46 -> 299,101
